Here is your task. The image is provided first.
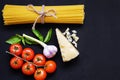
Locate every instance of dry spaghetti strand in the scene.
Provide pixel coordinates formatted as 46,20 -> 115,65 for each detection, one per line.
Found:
2,4 -> 85,25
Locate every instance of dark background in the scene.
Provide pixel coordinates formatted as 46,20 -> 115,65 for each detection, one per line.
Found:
0,0 -> 120,80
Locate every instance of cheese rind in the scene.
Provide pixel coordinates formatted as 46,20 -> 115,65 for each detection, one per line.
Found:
55,28 -> 79,62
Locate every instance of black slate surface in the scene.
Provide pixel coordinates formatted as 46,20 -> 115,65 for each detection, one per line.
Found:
0,0 -> 120,80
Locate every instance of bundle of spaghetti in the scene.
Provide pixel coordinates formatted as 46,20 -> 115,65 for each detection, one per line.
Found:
2,4 -> 85,25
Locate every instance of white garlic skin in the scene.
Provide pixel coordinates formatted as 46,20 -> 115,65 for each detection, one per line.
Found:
43,45 -> 58,58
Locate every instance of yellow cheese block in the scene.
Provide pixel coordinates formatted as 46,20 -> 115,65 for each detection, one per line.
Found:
55,28 -> 79,62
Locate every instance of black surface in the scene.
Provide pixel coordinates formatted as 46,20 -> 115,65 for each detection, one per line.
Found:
0,0 -> 120,80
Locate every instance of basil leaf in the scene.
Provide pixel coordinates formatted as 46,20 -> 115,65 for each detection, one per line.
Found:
16,34 -> 25,45
32,29 -> 44,41
21,37 -> 25,45
16,34 -> 22,38
44,28 -> 52,43
6,36 -> 21,44
25,38 -> 33,45
24,38 -> 37,45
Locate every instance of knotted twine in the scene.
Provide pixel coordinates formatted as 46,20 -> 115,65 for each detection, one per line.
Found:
27,4 -> 57,29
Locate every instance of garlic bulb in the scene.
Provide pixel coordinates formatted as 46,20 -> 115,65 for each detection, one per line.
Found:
23,34 -> 58,58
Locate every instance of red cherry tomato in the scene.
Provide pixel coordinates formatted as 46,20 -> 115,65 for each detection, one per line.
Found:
44,60 -> 57,73
9,44 -> 23,56
10,57 -> 23,69
22,62 -> 35,75
33,54 -> 46,66
22,48 -> 34,61
34,68 -> 47,80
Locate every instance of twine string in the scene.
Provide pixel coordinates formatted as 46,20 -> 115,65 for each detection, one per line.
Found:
27,4 -> 57,29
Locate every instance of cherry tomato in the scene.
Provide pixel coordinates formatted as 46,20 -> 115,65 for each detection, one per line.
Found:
22,62 -> 35,75
33,54 -> 46,66
9,44 -> 23,56
22,48 -> 34,61
10,57 -> 23,69
34,68 -> 47,80
44,60 -> 57,73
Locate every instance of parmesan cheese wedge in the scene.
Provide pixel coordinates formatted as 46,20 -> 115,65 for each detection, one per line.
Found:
55,28 -> 79,62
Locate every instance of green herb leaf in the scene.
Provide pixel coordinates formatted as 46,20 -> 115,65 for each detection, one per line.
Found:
32,29 -> 44,41
6,36 -> 21,44
24,38 -> 33,45
44,28 -> 52,43
21,37 -> 25,45
24,38 -> 37,45
16,34 -> 25,45
16,34 -> 22,38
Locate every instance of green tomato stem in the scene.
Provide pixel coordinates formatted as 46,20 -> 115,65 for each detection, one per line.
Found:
23,34 -> 47,48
